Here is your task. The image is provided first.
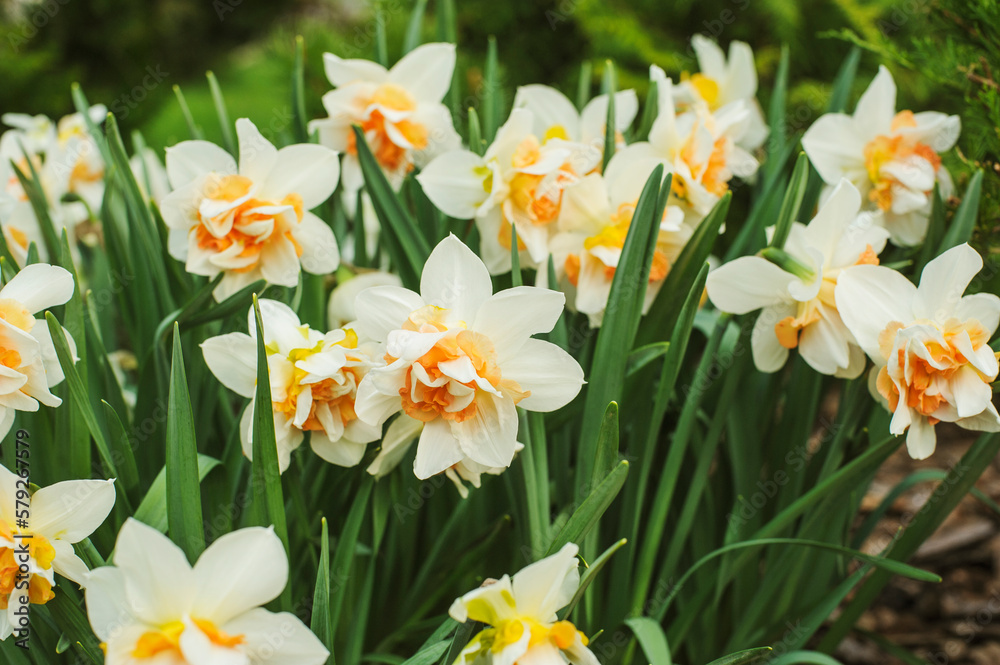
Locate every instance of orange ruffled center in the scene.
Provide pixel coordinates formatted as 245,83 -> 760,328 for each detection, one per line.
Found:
863,111 -> 942,211
273,329 -> 363,431
346,82 -> 428,172
875,318 -> 998,423
389,306 -> 528,423
564,202 -> 669,286
132,618 -> 245,659
775,245 -> 880,350
195,174 -> 304,274
0,520 -> 57,610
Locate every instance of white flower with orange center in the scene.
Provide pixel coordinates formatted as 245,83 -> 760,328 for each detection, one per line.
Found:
548,151 -> 690,328
84,518 -> 329,665
802,66 -> 960,247
449,543 -> 598,665
512,84 -> 639,153
706,179 -> 889,377
417,109 -> 601,275
619,70 -> 759,225
161,118 -> 341,301
674,35 -> 768,152
836,243 -> 1000,459
0,263 -> 78,438
202,299 -> 382,473
353,235 -> 584,480
310,43 -> 461,198
0,463 -> 115,640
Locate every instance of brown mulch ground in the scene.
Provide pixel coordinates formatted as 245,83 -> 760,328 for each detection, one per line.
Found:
834,426 -> 1000,664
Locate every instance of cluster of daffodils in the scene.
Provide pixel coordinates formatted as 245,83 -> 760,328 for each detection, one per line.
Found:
416,37 -> 766,327
202,235 -> 584,495
0,106 -> 107,263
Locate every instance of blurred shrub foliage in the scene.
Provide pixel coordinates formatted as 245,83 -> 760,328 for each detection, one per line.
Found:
2,0 -> 996,262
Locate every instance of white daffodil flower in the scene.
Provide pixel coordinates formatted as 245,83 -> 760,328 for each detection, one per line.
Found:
202,299 -> 382,473
674,35 -> 768,151
836,243 -> 1000,459
0,464 -> 115,640
449,543 -> 598,665
618,69 -> 758,226
310,43 -> 462,198
512,84 -> 638,152
802,66 -> 960,247
0,263 -> 78,437
84,519 -> 329,665
354,235 -> 584,482
161,118 -> 341,301
706,179 -> 889,378
547,150 -> 690,327
417,109 -> 601,275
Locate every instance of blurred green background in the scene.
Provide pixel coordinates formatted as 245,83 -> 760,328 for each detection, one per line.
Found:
1,0 -> 997,247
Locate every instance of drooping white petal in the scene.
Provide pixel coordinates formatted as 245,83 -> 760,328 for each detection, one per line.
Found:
454,392 -> 518,469
751,303 -> 794,373
905,414 -> 937,460
413,418 -> 465,479
367,414 -> 424,478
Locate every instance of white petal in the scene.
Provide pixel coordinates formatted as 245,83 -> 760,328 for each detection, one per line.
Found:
797,304 -> 851,376
511,542 -> 579,619
834,264 -> 915,360
367,414 -> 423,478
413,418 -> 464,479
0,263 -> 74,313
706,257 -> 794,313
905,415 -> 937,460
387,43 -> 456,103
472,287 -> 565,361
416,150 -> 489,219
801,114 -> 867,186
751,304 -> 794,373
454,392 -> 518,469
354,285 -> 424,342
226,608 -> 330,665
236,118 -> 278,185
192,526 -> 288,625
420,235 -> 493,321
179,616 -> 250,665
166,140 -> 237,189
500,339 -> 584,412
296,211 -> 341,276
513,85 -> 581,140
913,243 -> 982,323
83,566 -> 134,642
113,518 -> 195,626
29,478 -> 115,543
201,333 -> 257,398
51,538 -> 91,586
263,144 -> 340,209
323,52 -> 387,87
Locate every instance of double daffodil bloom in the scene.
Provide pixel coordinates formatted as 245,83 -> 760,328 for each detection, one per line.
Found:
310,43 -> 461,198
417,109 -> 601,275
202,299 -> 382,473
0,464 -> 115,640
674,35 -> 768,151
802,66 -> 960,247
161,118 -> 341,301
449,544 -> 598,665
84,519 -> 329,665
354,235 -> 584,482
618,70 -> 758,226
0,263 -> 78,437
706,179 -> 889,377
548,150 -> 690,327
836,244 -> 1000,459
